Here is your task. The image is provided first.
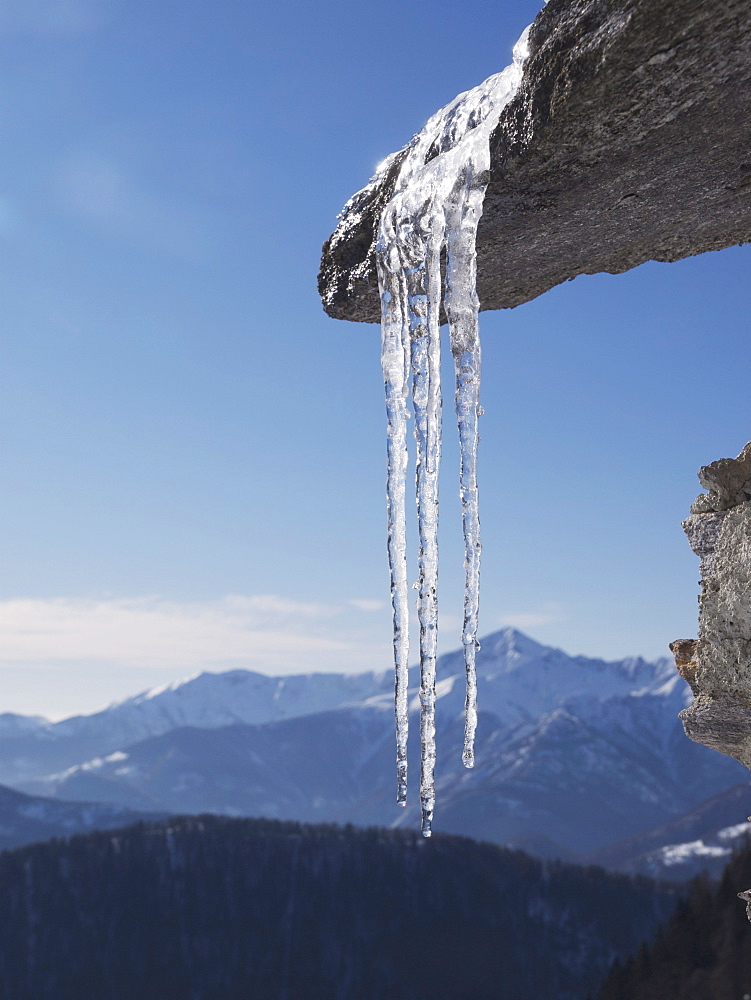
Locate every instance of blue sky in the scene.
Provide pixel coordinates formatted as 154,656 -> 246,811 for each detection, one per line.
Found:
0,0 -> 749,718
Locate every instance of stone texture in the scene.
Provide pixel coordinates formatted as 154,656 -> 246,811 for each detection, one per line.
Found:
319,0 -> 751,323
669,639 -> 698,692
691,441 -> 751,513
676,444 -> 751,771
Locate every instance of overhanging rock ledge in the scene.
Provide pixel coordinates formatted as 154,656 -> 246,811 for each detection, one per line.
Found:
318,0 -> 751,323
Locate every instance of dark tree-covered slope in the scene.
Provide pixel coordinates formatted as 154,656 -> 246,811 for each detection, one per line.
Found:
597,839 -> 751,1000
0,815 -> 677,1000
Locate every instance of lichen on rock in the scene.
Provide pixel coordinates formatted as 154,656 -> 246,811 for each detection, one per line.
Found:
669,638 -> 698,692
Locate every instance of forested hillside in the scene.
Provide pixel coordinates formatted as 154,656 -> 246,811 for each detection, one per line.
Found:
0,816 -> 677,1000
597,838 -> 751,999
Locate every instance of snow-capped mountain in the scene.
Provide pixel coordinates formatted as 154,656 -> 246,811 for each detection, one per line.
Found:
0,628 -> 670,787
14,628 -> 750,862
21,686 -> 746,859
401,627 -> 674,728
0,667 -> 396,786
393,675 -> 746,856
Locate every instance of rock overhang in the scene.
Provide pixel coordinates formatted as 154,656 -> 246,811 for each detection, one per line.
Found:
318,0 -> 751,324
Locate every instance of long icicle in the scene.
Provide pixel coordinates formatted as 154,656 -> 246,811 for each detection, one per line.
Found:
445,177 -> 485,768
408,215 -> 442,837
373,23 -> 532,828
377,230 -> 412,805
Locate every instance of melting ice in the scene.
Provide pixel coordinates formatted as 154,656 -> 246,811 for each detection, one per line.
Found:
376,28 -> 530,836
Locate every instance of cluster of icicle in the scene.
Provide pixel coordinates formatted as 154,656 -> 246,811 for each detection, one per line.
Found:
376,28 -> 530,837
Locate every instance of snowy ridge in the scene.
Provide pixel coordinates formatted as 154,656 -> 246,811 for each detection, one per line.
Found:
0,627 -> 675,791
10,626 -> 743,875
0,667 -> 395,785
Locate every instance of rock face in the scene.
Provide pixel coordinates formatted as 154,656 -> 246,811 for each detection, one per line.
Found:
319,0 -> 751,323
675,443 -> 751,770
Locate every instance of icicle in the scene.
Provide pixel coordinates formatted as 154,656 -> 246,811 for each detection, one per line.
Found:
377,231 -> 411,806
407,222 -> 442,837
444,186 -> 484,769
376,26 -> 531,833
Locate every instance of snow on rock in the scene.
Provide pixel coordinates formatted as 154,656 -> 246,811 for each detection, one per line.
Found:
320,0 -> 751,323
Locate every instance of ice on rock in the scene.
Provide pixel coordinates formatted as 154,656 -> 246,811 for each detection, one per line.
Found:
377,29 -> 531,835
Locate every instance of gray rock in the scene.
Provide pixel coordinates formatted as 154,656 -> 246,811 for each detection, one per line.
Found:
691,440 -> 751,513
676,443 -> 751,770
682,512 -> 726,580
319,0 -> 751,323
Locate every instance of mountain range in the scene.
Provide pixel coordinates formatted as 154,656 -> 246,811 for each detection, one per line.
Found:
2,627 -> 750,872
0,666 -> 395,786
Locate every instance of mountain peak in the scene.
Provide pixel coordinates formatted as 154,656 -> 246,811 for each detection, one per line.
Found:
477,626 -> 548,662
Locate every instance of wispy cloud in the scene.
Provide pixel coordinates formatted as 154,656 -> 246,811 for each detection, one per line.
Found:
0,595 -> 387,675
